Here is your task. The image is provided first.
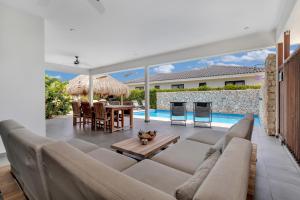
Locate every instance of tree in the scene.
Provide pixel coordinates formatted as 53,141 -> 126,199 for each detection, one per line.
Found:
45,75 -> 72,119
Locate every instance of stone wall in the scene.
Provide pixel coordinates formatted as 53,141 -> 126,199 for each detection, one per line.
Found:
260,54 -> 276,135
157,89 -> 261,114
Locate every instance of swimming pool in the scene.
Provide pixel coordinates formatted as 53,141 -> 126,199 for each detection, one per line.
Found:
134,109 -> 260,126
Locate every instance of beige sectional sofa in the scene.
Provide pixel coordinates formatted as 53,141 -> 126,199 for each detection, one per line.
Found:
0,115 -> 254,200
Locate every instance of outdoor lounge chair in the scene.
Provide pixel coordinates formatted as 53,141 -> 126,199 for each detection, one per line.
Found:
170,102 -> 187,126
193,102 -> 212,128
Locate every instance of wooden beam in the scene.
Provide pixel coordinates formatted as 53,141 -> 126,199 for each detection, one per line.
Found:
277,43 -> 284,67
284,31 -> 290,60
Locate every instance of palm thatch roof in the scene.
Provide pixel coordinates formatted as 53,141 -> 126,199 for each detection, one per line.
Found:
66,75 -> 129,97
94,75 -> 130,97
66,75 -> 89,96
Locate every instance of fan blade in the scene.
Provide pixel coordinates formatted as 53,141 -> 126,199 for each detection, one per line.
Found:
37,0 -> 50,6
87,0 -> 105,14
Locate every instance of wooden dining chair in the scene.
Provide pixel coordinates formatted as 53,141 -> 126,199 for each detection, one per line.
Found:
93,102 -> 111,131
71,101 -> 82,126
123,101 -> 133,116
81,102 -> 93,126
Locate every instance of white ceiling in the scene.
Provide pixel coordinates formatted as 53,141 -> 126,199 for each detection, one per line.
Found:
0,0 -> 297,73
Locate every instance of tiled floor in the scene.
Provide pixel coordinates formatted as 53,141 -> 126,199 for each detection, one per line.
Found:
1,116 -> 300,200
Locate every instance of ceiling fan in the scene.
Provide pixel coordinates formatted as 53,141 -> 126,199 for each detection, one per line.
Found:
73,56 -> 94,68
36,0 -> 105,14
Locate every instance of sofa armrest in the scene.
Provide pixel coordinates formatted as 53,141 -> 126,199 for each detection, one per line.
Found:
193,138 -> 252,200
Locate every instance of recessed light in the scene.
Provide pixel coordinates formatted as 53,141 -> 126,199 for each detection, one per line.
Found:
243,26 -> 250,30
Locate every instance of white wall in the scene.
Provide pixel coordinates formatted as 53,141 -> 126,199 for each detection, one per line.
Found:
0,4 -> 45,153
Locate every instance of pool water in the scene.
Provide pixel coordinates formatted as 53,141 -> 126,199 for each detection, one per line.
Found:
134,109 -> 260,126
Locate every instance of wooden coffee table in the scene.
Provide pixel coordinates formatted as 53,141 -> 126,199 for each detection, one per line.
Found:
111,135 -> 180,160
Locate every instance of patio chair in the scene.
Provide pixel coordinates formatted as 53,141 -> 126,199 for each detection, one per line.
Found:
81,102 -> 93,126
109,101 -> 121,105
93,102 -> 111,131
123,101 -> 133,116
193,102 -> 212,128
170,102 -> 187,126
71,101 -> 82,126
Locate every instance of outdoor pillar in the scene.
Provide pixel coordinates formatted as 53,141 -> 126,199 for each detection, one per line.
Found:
144,66 -> 150,122
284,30 -> 290,60
121,95 -> 124,105
88,73 -> 94,105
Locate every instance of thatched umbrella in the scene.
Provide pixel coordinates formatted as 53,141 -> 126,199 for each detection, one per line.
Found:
67,74 -> 129,99
93,75 -> 130,98
66,75 -> 89,96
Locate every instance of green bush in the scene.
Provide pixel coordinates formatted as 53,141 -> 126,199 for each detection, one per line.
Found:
45,75 -> 72,119
126,85 -> 261,109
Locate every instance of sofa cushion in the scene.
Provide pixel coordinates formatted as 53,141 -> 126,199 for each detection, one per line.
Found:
193,138 -> 252,200
123,159 -> 191,196
175,151 -> 220,200
7,128 -> 54,200
186,129 -> 226,145
223,118 -> 253,149
244,113 -> 255,140
87,148 -> 137,171
66,138 -> 98,153
152,140 -> 211,174
42,141 -> 176,200
0,120 -> 24,163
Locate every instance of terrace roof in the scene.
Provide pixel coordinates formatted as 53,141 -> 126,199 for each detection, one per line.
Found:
0,0 -> 299,74
126,66 -> 265,84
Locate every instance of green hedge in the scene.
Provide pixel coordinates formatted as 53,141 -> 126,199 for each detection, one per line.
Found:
45,75 -> 72,119
126,85 -> 261,109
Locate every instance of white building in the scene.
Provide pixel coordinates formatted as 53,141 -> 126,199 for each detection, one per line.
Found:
127,66 -> 265,90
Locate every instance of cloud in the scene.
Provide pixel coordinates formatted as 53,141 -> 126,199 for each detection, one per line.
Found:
220,49 -> 276,63
50,75 -> 62,80
153,64 -> 175,73
214,62 -> 241,66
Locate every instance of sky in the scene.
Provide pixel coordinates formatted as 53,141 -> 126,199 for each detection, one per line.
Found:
46,44 -> 299,82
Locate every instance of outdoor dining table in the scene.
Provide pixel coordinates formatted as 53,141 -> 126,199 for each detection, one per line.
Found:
104,105 -> 134,133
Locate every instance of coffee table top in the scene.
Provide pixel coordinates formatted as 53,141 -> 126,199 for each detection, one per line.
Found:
111,135 -> 180,159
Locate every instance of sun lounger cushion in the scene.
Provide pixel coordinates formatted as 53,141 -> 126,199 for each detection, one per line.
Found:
123,159 -> 191,196
87,148 -> 137,171
194,138 -> 251,200
152,140 -> 211,174
175,151 -> 220,200
66,138 -> 98,153
42,141 -> 176,200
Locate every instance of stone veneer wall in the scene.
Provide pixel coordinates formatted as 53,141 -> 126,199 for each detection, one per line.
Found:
260,54 -> 276,135
157,89 -> 261,114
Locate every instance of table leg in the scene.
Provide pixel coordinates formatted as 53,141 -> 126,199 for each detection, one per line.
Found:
110,109 -> 114,133
116,150 -> 123,154
121,110 -> 125,128
130,108 -> 133,128
117,110 -> 120,128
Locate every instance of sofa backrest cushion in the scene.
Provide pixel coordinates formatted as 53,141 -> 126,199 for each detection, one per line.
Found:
0,120 -> 24,163
7,127 -> 54,200
175,151 -> 220,200
244,113 -> 255,140
41,141 -> 176,200
223,118 -> 253,149
193,138 -> 252,200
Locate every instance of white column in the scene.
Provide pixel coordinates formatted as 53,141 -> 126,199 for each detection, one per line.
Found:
144,66 -> 150,122
88,73 -> 94,105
